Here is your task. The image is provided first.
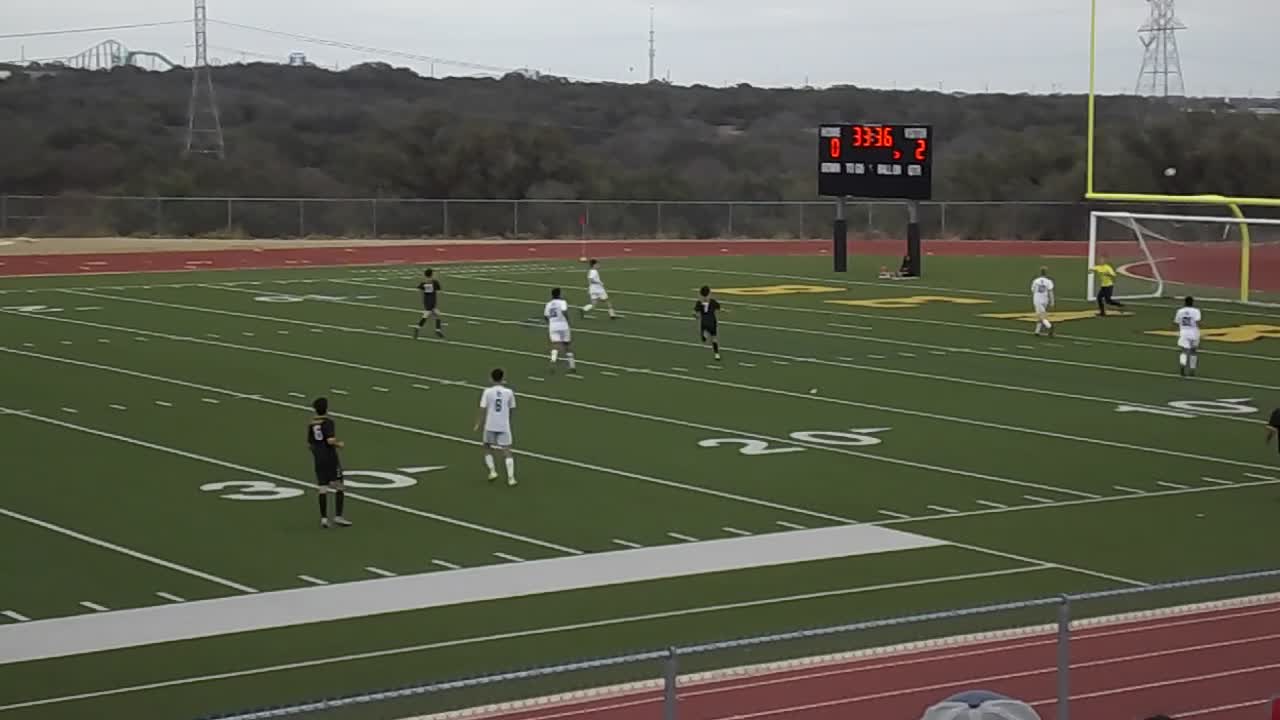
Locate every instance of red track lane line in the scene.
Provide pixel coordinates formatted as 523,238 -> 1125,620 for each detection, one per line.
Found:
1176,698 -> 1270,717
488,605 -> 1280,720
0,239 -> 1094,278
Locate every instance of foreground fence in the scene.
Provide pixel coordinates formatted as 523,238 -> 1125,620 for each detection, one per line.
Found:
0,195 -> 1247,242
200,568 -> 1280,720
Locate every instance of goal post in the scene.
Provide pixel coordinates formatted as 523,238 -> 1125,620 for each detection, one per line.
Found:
1087,210 -> 1280,307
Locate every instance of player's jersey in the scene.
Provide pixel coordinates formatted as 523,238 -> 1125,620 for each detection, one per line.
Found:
545,298 -> 570,330
1031,277 -> 1055,302
418,279 -> 441,307
587,268 -> 604,291
1092,264 -> 1117,288
307,417 -> 339,464
694,298 -> 721,324
479,385 -> 516,433
1175,307 -> 1202,338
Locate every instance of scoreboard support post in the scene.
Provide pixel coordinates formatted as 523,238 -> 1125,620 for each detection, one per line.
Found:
906,200 -> 922,277
833,196 -> 848,273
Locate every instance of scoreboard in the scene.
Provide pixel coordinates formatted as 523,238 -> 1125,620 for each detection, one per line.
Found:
817,123 -> 933,200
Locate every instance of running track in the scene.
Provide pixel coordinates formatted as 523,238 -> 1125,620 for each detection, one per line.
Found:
481,601 -> 1280,720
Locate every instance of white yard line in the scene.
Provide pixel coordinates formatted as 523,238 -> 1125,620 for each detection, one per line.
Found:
667,532 -> 699,542
59,407 -> 77,414
0,565 -> 1052,712
878,510 -> 911,519
1023,495 -> 1055,504
1,611 -> 30,622
298,575 -> 329,586
493,552 -> 526,563
1201,477 -> 1234,485
154,400 -> 173,408
1245,472 -> 1279,482
365,567 -> 397,578
776,521 -> 807,530
1157,481 -> 1190,490
155,592 -> 186,603
79,602 -> 109,612
0,503 -> 257,593
431,559 -> 461,570
927,505 -> 959,515
611,539 -> 643,549
976,500 -> 1008,509
201,398 -> 220,404
109,404 -> 128,411
0,404 -> 580,556
1113,486 -> 1147,494
722,527 -> 752,537
412,383 -> 432,391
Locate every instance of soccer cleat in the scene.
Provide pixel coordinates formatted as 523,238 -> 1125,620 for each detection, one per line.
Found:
488,471 -> 499,482
507,477 -> 518,487
715,353 -> 722,361
333,516 -> 352,527
321,518 -> 330,529
435,329 -> 445,339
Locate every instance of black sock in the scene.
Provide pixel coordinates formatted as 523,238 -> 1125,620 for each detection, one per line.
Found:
435,317 -> 442,330
318,494 -> 328,518
417,317 -> 427,327
712,342 -> 720,354
335,491 -> 345,517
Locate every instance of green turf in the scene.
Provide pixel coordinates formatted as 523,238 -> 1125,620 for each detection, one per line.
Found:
1,253 -> 1278,719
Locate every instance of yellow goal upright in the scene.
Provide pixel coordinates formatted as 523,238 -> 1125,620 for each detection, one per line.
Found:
1084,0 -> 1280,303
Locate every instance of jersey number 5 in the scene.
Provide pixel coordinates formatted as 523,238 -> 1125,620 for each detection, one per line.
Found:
494,397 -> 503,412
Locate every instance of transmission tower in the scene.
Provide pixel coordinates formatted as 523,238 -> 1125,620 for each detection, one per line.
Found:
1135,0 -> 1186,97
647,5 -> 655,83
184,0 -> 225,158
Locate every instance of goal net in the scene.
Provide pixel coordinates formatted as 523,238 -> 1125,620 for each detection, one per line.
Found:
1087,211 -> 1280,307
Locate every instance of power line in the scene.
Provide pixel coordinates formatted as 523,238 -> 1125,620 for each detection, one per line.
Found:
0,20 -> 188,41
207,19 -> 517,75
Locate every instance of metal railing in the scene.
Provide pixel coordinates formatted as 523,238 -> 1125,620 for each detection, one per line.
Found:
198,567 -> 1280,720
0,194 -> 1242,242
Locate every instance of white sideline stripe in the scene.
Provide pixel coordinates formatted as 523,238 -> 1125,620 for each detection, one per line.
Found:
298,575 -> 328,586
878,510 -> 911,519
1157,480 -> 1190,490
493,553 -> 525,563
1245,472 -> 1279,482
667,532 -> 699,542
431,559 -> 461,570
828,323 -> 872,331
366,567 -> 397,578
1023,495 -> 1054,504
79,602 -> 109,613
78,287 -> 1263,484
0,565 -> 1050,712
0,504 -> 257,594
109,404 -> 128,411
1,611 -> 30,622
1201,477 -> 1234,485
722,527 -> 752,537
611,539 -> 643,549
431,278 -> 1280,414
156,592 -> 186,603
976,500 -> 1008,509
776,521 -> 806,530
926,505 -> 959,514
1113,485 -> 1146,494
0,524 -> 947,667
0,404 -> 578,556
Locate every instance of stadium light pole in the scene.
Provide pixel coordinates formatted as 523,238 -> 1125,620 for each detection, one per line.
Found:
833,196 -> 848,272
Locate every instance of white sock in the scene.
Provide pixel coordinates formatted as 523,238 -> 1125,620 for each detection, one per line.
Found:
550,349 -> 558,364
1043,320 -> 1052,330
505,456 -> 515,479
1190,354 -> 1198,370
484,454 -> 496,474
583,304 -> 593,313
1035,324 -> 1042,335
566,353 -> 576,370
1179,353 -> 1188,367
608,306 -> 616,317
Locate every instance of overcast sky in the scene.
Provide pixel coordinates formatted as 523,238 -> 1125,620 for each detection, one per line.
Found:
4,0 -> 1277,96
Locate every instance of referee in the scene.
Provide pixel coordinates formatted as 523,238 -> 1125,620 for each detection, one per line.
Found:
1091,255 -> 1126,316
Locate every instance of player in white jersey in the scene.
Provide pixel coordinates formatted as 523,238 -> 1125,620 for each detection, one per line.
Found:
1174,296 -> 1202,377
1031,267 -> 1056,337
581,259 -> 617,320
544,287 -> 578,373
475,368 -> 517,486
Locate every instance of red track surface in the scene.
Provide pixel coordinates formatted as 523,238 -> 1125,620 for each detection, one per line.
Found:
488,602 -> 1280,720
0,238 -> 1091,277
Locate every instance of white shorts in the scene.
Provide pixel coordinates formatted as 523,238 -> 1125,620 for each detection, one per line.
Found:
589,288 -> 608,302
1034,301 -> 1049,315
1178,335 -> 1200,350
549,328 -> 571,344
483,430 -> 513,447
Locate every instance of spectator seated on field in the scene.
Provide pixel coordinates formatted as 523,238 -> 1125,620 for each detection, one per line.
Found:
919,690 -> 1041,720
879,256 -> 917,280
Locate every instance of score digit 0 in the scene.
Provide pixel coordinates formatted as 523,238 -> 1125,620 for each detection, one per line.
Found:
829,137 -> 841,159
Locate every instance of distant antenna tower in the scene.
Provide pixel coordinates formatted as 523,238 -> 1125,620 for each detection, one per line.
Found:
1135,0 -> 1186,97
184,0 -> 226,158
647,5 -> 655,82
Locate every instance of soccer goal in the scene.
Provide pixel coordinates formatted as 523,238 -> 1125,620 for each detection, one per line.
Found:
1087,210 -> 1280,306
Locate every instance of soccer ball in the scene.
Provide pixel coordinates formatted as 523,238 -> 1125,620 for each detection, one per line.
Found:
1164,167 -> 1177,177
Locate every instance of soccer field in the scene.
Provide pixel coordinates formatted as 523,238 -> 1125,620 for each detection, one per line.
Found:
2,250 -> 1279,719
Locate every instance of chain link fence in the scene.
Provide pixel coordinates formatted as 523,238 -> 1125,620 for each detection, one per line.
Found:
2,195 -> 1243,242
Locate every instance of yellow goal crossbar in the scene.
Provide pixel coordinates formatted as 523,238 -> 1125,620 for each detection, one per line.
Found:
1085,0 -> 1280,302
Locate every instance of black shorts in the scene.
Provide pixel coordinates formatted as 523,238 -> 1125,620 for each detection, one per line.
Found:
423,298 -> 438,312
314,460 -> 343,485
701,321 -> 718,338
1098,286 -> 1114,300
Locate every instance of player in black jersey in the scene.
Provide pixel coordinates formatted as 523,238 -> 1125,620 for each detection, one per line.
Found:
694,285 -> 723,361
414,269 -> 445,339
307,397 -> 351,528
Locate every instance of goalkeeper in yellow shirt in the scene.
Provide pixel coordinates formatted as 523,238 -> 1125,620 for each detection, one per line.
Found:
1092,255 -> 1126,316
